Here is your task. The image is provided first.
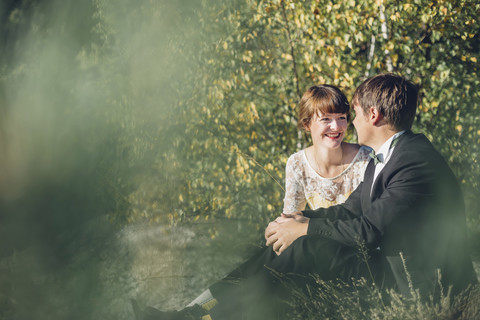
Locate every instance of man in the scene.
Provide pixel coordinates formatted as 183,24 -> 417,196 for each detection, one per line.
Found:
265,73 -> 477,297
134,74 -> 477,320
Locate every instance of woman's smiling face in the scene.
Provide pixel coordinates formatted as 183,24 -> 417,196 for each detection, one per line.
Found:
307,112 -> 348,149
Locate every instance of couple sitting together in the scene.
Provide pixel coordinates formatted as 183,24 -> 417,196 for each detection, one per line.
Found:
133,73 -> 477,320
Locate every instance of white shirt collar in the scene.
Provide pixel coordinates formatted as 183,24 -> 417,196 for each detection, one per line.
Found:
370,130 -> 406,195
375,130 -> 405,163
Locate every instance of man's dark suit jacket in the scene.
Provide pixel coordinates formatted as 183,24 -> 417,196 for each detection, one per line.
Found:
303,130 -> 477,296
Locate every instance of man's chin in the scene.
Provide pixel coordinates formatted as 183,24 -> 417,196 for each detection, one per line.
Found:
357,137 -> 370,147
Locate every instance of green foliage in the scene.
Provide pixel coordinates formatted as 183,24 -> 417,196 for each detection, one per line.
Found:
2,0 -> 479,230
8,0 -> 473,235
0,0 -> 479,319
2,0 -> 479,242
287,246 -> 479,319
288,276 -> 480,320
132,0 -> 480,233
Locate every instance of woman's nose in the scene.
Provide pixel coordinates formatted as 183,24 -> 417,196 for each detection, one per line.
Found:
330,119 -> 339,130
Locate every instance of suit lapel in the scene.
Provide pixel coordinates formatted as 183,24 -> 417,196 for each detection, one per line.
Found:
362,160 -> 375,208
368,131 -> 413,201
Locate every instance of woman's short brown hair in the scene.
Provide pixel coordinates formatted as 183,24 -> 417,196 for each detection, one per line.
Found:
297,84 -> 350,130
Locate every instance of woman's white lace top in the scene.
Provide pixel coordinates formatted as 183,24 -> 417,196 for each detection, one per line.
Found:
282,146 -> 371,213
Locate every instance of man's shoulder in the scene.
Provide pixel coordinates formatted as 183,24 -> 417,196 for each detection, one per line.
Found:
394,131 -> 455,177
396,131 -> 438,158
398,130 -> 430,146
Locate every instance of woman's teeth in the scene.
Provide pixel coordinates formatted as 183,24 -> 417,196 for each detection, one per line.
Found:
326,133 -> 341,138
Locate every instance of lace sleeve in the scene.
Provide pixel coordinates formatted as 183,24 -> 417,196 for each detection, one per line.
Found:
282,153 -> 307,214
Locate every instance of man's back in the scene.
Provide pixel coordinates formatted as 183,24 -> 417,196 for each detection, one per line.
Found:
373,131 -> 476,296
304,130 -> 477,296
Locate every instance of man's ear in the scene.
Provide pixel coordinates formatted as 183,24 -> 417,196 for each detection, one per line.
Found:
369,106 -> 383,125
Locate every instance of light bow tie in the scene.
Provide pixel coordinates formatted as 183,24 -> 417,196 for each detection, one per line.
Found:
369,137 -> 400,166
369,150 -> 384,165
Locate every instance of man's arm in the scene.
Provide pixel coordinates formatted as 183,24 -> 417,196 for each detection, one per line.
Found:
264,173 -> 366,255
307,159 -> 434,248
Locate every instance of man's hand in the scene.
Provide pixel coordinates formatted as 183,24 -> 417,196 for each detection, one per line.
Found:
264,213 -> 309,255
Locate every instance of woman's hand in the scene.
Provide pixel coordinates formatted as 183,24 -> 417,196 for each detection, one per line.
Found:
265,213 -> 309,255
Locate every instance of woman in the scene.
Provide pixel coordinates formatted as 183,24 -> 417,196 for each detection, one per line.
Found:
133,85 -> 371,320
283,84 -> 370,215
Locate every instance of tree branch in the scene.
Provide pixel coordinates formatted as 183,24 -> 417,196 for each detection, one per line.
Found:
365,34 -> 376,77
280,0 -> 301,99
379,5 -> 393,72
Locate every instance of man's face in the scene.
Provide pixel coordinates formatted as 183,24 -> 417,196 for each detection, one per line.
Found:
352,104 -> 370,146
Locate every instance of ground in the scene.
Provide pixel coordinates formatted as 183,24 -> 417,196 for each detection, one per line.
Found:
1,220 -> 478,319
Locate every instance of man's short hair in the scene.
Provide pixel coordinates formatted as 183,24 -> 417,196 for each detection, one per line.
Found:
352,73 -> 418,131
